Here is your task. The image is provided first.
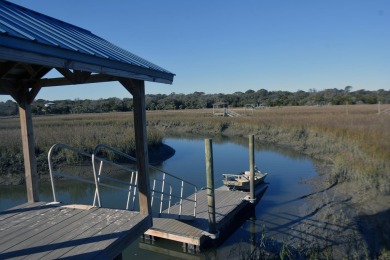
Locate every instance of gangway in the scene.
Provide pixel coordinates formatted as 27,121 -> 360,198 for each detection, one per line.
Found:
226,110 -> 241,117
47,143 -> 197,221
382,108 -> 390,115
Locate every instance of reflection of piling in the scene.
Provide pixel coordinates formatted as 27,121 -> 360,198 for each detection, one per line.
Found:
205,138 -> 216,234
249,209 -> 256,255
249,135 -> 255,204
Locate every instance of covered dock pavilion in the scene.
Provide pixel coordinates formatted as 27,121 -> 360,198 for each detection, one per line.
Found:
0,0 -> 174,258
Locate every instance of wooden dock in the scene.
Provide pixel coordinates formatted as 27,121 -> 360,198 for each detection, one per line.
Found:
144,183 -> 268,250
0,202 -> 151,259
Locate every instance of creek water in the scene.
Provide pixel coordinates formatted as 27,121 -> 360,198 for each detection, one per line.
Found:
0,136 -> 319,259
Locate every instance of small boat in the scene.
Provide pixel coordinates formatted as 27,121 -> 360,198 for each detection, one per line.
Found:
222,167 -> 267,191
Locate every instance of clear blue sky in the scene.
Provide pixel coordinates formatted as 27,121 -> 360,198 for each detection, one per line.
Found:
2,0 -> 390,102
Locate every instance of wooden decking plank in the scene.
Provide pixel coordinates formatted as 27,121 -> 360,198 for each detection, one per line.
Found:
0,207 -> 100,259
93,214 -> 150,259
167,219 -> 200,237
0,204 -> 57,234
17,208 -> 97,258
40,208 -> 144,259
0,205 -> 80,248
146,219 -> 201,246
55,211 -> 145,258
16,207 -> 118,259
147,218 -> 203,241
0,202 -> 50,223
61,212 -> 148,259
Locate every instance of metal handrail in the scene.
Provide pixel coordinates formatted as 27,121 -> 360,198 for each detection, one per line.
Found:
92,144 -> 138,210
148,166 -> 198,217
48,143 -> 98,205
93,144 -> 198,217
48,143 -> 197,218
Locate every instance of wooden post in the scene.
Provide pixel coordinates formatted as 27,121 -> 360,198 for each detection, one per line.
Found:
378,101 -> 381,114
120,79 -> 152,217
249,135 -> 255,204
19,97 -> 39,202
205,138 -> 216,234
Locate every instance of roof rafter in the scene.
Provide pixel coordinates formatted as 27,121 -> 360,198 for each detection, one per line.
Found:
56,68 -> 92,85
0,61 -> 17,78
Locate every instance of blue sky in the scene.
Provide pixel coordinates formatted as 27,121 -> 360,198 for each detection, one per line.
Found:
2,0 -> 390,102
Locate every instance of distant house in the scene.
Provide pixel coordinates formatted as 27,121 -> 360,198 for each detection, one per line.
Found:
213,102 -> 227,116
44,102 -> 55,108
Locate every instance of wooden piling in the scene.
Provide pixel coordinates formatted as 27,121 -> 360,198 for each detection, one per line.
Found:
204,138 -> 216,234
249,135 -> 255,204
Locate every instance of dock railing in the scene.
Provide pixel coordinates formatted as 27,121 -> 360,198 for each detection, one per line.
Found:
48,143 -> 98,205
93,144 -> 197,220
149,165 -> 197,220
48,143 -> 197,219
92,144 -> 139,210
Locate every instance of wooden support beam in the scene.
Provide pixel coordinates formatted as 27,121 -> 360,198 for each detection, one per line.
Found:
27,84 -> 42,104
0,61 -> 16,78
119,78 -> 152,217
74,70 -> 92,83
18,89 -> 39,202
0,81 -> 20,101
39,73 -> 117,87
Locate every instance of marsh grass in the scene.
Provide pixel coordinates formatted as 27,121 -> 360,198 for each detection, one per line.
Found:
146,105 -> 390,194
0,112 -> 162,179
1,105 -> 389,193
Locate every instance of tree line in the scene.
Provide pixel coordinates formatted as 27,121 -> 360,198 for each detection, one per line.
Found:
0,87 -> 389,116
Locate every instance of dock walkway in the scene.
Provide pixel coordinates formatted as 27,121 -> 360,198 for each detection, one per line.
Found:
144,184 -> 268,249
0,202 -> 150,259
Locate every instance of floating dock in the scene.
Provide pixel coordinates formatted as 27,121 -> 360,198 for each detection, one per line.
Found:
144,183 -> 268,251
0,202 -> 150,259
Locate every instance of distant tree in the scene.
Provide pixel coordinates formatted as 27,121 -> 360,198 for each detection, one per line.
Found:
14,87 -> 389,116
344,85 -> 353,93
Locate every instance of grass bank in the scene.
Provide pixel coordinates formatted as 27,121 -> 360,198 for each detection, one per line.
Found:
147,105 -> 390,195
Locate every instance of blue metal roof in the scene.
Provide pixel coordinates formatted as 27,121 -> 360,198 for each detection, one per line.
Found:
0,0 -> 174,84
